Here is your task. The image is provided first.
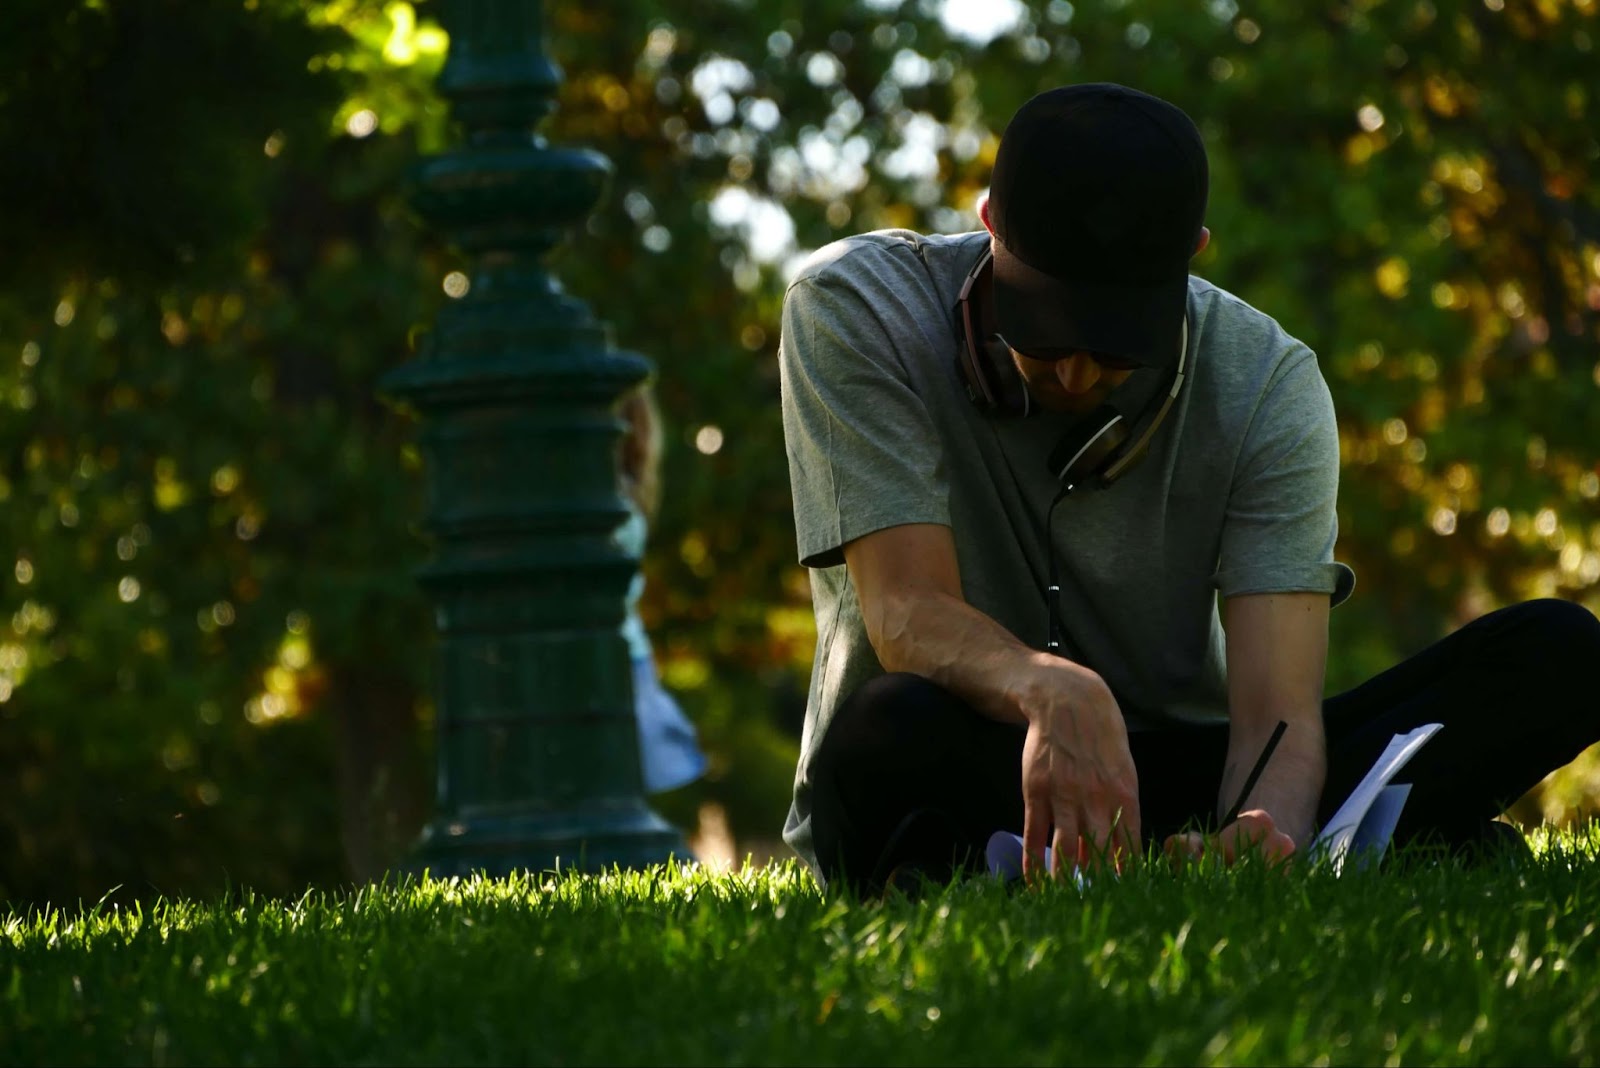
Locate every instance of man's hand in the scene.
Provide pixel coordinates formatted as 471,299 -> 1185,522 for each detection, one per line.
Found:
1019,662 -> 1141,880
837,523 -> 1143,882
1162,809 -> 1296,868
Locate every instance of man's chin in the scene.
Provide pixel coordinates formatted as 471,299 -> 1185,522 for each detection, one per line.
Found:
1032,389 -> 1105,415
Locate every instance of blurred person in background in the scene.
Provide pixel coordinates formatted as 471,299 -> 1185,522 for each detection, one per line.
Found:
617,380 -> 708,797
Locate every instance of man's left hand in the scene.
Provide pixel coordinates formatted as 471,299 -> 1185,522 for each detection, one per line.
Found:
1163,809 -> 1296,868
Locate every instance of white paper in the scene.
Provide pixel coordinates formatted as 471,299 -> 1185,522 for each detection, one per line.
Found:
1311,723 -> 1442,874
1339,783 -> 1412,873
985,832 -> 1086,888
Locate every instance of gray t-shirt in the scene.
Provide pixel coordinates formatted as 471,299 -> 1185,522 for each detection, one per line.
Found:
777,229 -> 1355,873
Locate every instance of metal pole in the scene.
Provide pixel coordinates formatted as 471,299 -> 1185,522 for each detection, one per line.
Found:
382,0 -> 685,876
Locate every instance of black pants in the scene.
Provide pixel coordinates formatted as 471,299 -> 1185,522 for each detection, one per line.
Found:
809,599 -> 1600,891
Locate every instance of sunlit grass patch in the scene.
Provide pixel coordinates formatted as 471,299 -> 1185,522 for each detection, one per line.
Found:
5,828 -> 1600,1065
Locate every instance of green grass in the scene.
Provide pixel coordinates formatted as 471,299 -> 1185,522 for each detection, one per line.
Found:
5,827 -> 1600,1066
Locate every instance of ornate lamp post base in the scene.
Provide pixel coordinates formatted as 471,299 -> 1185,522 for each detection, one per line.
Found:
384,0 -> 688,877
413,803 -> 685,878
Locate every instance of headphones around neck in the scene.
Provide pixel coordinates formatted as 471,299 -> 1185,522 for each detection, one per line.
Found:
953,246 -> 1188,492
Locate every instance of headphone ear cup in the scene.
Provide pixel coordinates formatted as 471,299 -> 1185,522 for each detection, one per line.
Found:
955,336 -> 993,410
1047,406 -> 1130,486
979,339 -> 1031,417
952,246 -> 1036,419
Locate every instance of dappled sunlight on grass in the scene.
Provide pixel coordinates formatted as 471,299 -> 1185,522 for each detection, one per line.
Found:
6,825 -> 1600,1064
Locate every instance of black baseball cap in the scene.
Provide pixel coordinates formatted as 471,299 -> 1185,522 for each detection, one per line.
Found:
989,83 -> 1209,368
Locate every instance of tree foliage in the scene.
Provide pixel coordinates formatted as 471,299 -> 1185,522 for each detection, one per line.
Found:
0,0 -> 447,902
1,0 -> 1597,903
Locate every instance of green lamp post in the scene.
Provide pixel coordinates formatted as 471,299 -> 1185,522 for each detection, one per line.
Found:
381,0 -> 686,876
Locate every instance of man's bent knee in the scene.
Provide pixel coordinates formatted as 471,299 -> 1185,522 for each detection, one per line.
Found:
817,673 -> 964,764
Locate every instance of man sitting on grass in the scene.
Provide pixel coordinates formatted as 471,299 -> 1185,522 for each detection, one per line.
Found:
775,82 -> 1600,895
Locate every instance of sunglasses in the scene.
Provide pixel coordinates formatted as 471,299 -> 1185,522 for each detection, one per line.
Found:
995,334 -> 1144,372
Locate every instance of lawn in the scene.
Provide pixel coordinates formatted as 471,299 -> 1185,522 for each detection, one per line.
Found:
5,827 -> 1599,1066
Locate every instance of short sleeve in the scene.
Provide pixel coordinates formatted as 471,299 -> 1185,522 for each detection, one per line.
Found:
779,276 -> 951,569
1214,350 -> 1356,606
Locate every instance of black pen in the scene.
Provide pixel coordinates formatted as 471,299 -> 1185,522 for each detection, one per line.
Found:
1219,719 -> 1288,829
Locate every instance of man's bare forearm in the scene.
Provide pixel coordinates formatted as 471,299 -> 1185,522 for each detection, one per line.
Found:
1220,593 -> 1333,849
864,585 -> 1066,728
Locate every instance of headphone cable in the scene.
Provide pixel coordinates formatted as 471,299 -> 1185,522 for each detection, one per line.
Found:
1044,482 -> 1073,656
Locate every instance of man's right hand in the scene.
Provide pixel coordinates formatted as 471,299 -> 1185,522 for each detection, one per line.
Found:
1018,658 -> 1141,880
839,522 -> 1142,880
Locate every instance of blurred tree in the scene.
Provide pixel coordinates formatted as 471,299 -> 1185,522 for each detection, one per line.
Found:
0,0 -> 334,292
0,0 -> 450,901
1,0 -> 1596,904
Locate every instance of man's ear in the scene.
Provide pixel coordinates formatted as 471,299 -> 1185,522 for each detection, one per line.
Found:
979,195 -> 993,234
1195,226 -> 1211,256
